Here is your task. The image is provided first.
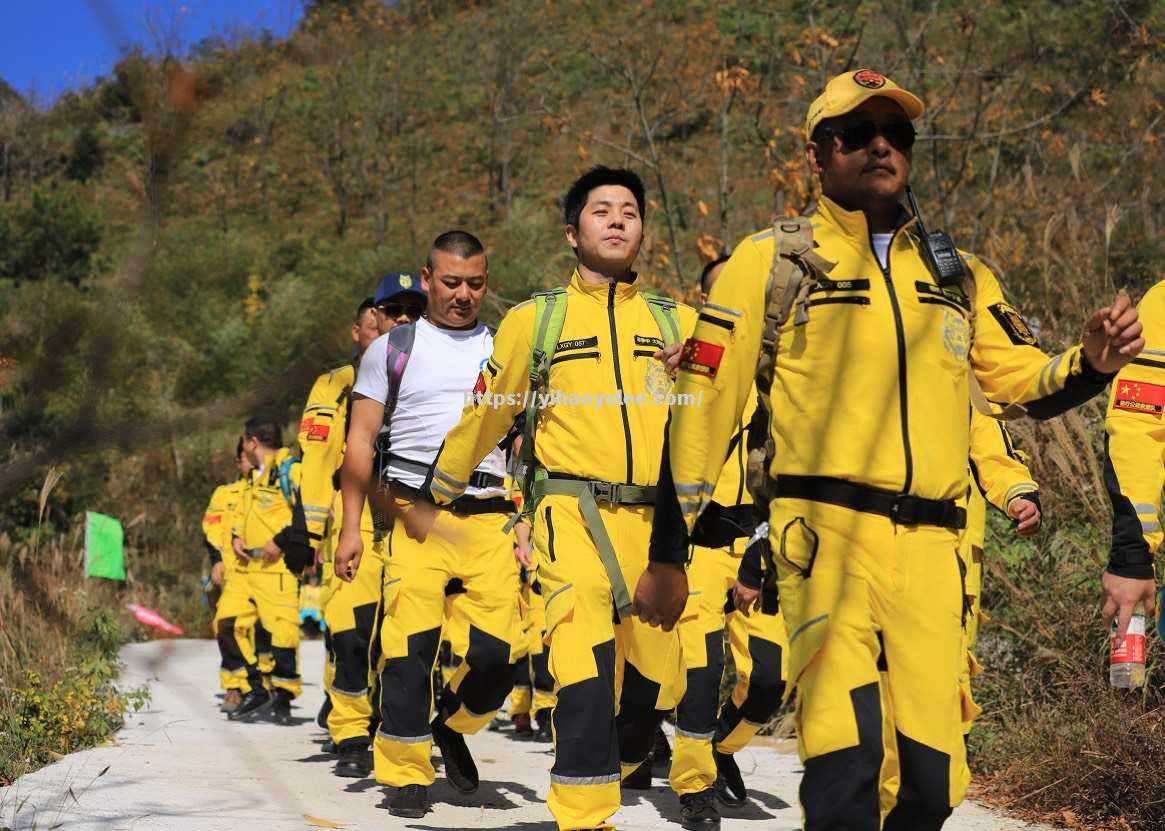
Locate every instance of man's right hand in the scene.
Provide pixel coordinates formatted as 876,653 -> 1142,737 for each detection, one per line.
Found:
732,580 -> 761,616
210,561 -> 225,587
333,528 -> 363,583
1102,570 -> 1157,638
231,536 -> 248,567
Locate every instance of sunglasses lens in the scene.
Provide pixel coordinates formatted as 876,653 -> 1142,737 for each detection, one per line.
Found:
883,121 -> 916,151
840,121 -> 878,151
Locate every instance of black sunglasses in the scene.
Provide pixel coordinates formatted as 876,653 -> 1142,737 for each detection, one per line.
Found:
821,119 -> 916,153
377,301 -> 424,320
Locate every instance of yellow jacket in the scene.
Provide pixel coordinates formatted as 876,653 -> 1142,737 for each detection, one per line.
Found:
202,478 -> 246,570
966,410 -> 1038,551
296,363 -> 375,547
662,195 -> 1110,555
431,271 -> 696,498
233,446 -> 304,573
1104,280 -> 1165,579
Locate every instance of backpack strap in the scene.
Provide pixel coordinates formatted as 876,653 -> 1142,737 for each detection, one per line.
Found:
746,217 -> 836,506
504,288 -> 569,533
382,323 -> 417,427
640,289 -> 682,348
275,451 -> 300,506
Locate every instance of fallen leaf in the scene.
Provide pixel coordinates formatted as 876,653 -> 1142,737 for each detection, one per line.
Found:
304,816 -> 347,829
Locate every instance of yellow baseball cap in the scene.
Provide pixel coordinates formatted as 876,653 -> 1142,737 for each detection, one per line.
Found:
805,69 -> 924,139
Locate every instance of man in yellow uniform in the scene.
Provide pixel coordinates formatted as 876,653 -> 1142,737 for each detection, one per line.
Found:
427,168 -> 697,830
228,416 -> 308,725
665,256 -> 788,830
301,286 -> 424,778
505,515 -> 556,742
336,231 -> 522,818
642,70 -> 1142,830
1101,280 -> 1165,642
203,438 -> 255,713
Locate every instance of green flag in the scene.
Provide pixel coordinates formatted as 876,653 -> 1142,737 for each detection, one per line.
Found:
85,511 -> 125,580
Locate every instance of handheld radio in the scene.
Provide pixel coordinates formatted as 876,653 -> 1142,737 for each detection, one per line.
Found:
906,187 -> 969,287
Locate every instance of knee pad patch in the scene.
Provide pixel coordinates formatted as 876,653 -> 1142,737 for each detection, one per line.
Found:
552,639 -> 618,779
379,626 -> 441,739
740,636 -> 784,724
677,630 -> 724,735
882,731 -> 953,831
800,681 -> 882,831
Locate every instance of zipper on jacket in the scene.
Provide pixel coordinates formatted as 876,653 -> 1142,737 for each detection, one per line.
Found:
734,422 -> 746,506
871,228 -> 914,495
545,506 -> 557,561
608,284 -> 635,485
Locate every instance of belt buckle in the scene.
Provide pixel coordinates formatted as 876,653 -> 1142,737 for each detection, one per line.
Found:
889,495 -> 919,526
591,482 -> 616,503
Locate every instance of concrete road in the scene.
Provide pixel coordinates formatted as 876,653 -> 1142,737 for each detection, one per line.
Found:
1,639 -> 1053,830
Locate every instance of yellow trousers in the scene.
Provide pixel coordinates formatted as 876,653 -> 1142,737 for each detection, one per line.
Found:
324,527 -> 385,747
214,568 -> 273,693
533,496 -> 687,830
373,505 -> 519,787
669,544 -> 788,796
774,498 -> 968,831
217,562 -> 302,697
510,574 -> 557,717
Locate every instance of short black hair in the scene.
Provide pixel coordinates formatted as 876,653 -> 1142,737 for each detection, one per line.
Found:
357,296 -> 375,321
699,253 -> 732,294
243,416 -> 282,449
235,436 -> 244,459
427,230 -> 486,270
563,166 -> 646,230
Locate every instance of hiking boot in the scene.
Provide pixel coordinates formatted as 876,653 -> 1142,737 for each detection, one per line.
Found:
621,758 -> 653,790
387,784 -> 429,818
650,726 -> 672,773
321,739 -> 337,755
228,688 -> 272,721
220,689 -> 243,714
270,690 -> 295,726
512,712 -> 534,740
335,742 -> 371,778
316,695 -> 333,729
431,715 -> 479,793
680,789 -> 721,830
713,750 -> 747,808
533,708 -> 553,743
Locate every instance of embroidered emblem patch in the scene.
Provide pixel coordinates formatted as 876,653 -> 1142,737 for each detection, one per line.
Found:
306,422 -> 330,441
1114,380 -> 1165,418
853,70 -> 886,89
679,339 -> 725,378
942,308 -> 971,362
987,303 -> 1038,347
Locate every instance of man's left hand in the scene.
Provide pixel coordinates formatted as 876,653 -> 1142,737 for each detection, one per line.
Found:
1082,292 -> 1144,373
654,341 -> 684,377
631,562 -> 688,631
1008,497 -> 1042,538
260,539 -> 282,564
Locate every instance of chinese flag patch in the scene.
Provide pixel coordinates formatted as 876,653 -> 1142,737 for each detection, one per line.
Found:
1114,380 -> 1165,417
299,417 -> 314,433
306,422 -> 331,441
203,514 -> 221,524
679,338 -> 725,378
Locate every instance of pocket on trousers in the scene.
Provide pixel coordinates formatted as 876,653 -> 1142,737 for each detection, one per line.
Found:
543,582 -> 576,638
776,516 -> 819,578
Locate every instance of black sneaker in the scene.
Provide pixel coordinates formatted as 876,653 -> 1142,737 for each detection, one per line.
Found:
431,716 -> 479,793
650,726 -> 672,773
270,690 -> 295,726
335,742 -> 371,778
680,789 -> 721,830
533,709 -> 553,743
621,758 -> 653,790
387,784 -> 429,818
228,688 -> 272,722
316,695 -> 333,729
713,750 -> 747,808
321,739 -> 337,755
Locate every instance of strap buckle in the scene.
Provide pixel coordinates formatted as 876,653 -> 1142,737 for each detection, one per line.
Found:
590,481 -> 618,503
889,495 -> 920,526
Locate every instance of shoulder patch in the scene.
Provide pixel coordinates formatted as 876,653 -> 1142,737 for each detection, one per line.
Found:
678,338 -> 725,378
1114,380 -> 1165,418
987,303 -> 1038,347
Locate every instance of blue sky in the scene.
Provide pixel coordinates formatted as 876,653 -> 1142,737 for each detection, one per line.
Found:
1,1 -> 303,104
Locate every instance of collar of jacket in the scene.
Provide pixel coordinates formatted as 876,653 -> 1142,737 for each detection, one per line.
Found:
568,268 -> 642,305
815,194 -> 918,246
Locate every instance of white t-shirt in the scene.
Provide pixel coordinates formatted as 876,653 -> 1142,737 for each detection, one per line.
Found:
353,318 -> 506,498
872,233 -> 893,270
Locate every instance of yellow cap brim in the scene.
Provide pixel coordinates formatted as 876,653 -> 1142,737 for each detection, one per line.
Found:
806,87 -> 925,139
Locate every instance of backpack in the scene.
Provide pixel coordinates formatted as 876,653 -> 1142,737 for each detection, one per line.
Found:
506,285 -> 682,529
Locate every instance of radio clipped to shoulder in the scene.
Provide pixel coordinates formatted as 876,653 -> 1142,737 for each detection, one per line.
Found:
906,187 -> 970,287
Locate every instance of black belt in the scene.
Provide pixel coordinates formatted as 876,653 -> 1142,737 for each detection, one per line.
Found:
386,480 -> 513,517
385,453 -> 504,492
774,475 -> 966,530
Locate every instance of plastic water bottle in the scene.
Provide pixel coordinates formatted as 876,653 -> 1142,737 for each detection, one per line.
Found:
1109,602 -> 1147,689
